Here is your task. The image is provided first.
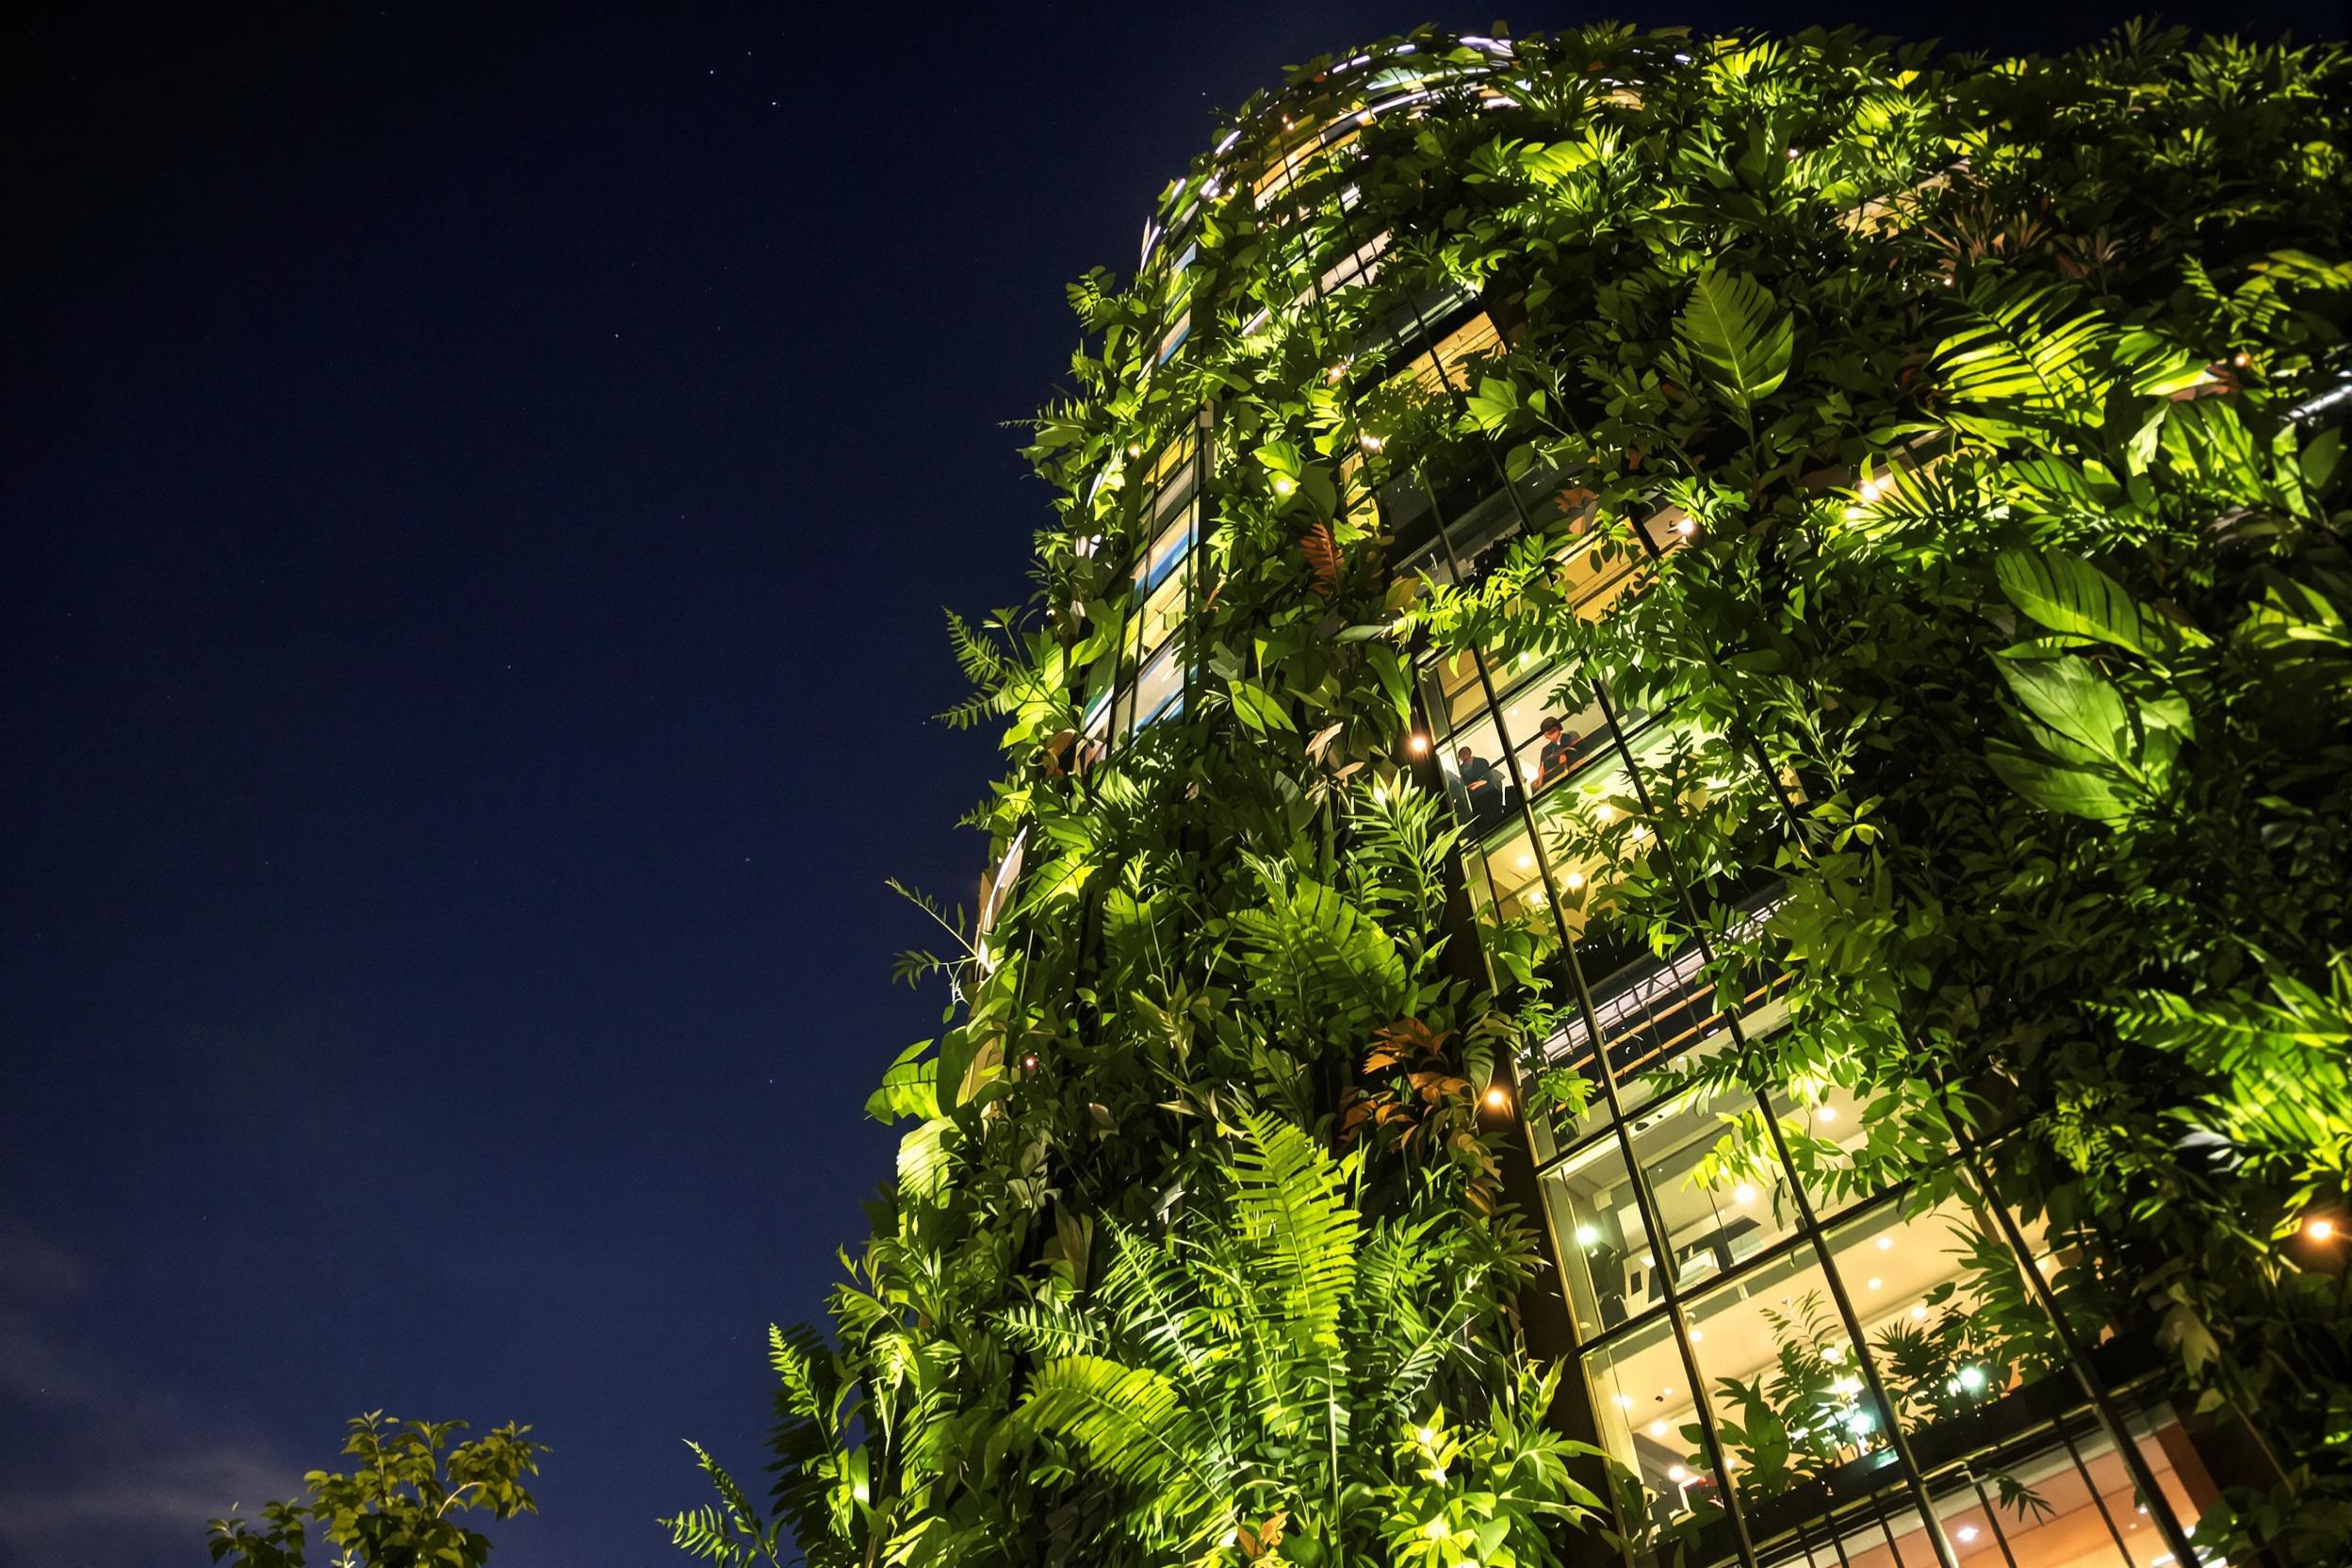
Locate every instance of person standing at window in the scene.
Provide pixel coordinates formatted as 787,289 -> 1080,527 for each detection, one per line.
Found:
1534,715 -> 1581,790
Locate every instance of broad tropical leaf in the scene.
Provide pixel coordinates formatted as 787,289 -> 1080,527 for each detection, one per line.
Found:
1994,655 -> 2133,769
1676,269 -> 1794,410
1994,548 -> 2171,657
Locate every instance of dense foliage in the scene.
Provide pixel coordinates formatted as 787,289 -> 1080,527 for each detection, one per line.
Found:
673,22 -> 2352,1568
209,1413 -> 545,1568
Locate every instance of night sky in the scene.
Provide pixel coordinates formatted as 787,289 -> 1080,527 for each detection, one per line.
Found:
3,4 -> 2338,1565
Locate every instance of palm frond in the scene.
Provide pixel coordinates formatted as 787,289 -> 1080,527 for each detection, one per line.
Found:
1932,276 -> 2111,436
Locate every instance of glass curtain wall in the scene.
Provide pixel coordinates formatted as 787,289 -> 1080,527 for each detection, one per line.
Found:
1164,51 -> 2221,1568
1317,88 -> 2216,1568
1081,420 -> 1207,764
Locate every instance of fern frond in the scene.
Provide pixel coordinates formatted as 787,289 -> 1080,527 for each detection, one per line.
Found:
1933,276 -> 2111,434
1020,1356 -> 1226,1523
999,1299 -> 1106,1361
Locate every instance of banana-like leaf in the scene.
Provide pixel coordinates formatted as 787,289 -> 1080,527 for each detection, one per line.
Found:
1676,269 -> 1794,410
1995,548 -> 2173,656
896,1117 -> 955,1198
1995,656 -> 2133,768
866,1039 -> 940,1123
1984,737 -> 2132,824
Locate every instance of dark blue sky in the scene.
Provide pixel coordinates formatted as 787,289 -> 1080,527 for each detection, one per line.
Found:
2,3 -> 2337,1566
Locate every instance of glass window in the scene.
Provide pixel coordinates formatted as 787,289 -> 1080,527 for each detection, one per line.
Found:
1155,310 -> 1191,365
1317,231 -> 1387,296
1462,816 -> 1557,950
1631,1086 -> 1804,1300
1072,694 -> 1112,772
1663,1245 -> 1895,1518
1578,1311 -> 1737,1561
1129,644 -> 1184,735
1135,498 -> 1195,593
1397,309 -> 1503,398
1136,430 -> 1197,496
1436,729 -> 1519,841
1544,1135 -> 1659,1341
1422,645 -> 1491,730
1544,942 -> 1788,1156
1132,560 -> 1189,664
1128,500 -> 1197,666
1556,526 -> 1651,618
1490,669 -> 1610,802
1528,751 -> 1656,938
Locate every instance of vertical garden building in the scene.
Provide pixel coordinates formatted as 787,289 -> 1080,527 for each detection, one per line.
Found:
680,25 -> 2352,1568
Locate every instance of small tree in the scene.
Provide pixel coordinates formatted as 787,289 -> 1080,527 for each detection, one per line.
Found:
208,1412 -> 547,1568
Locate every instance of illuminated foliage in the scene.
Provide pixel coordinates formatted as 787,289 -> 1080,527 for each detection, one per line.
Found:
673,22 -> 2352,1568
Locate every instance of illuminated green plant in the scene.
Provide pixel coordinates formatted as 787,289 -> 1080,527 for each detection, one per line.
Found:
673,21 -> 2352,1568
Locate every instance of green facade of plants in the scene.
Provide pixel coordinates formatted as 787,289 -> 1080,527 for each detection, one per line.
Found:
672,24 -> 2352,1568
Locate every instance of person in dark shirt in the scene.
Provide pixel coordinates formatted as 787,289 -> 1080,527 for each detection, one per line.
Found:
1455,746 -> 1505,830
1534,715 -> 1581,790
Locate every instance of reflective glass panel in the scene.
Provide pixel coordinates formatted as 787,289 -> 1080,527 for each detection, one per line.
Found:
1542,1134 -> 1658,1341
1678,1244 -> 1895,1515
1623,1084 -> 1804,1304
1129,645 -> 1184,734
1579,1313 -> 1734,1561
